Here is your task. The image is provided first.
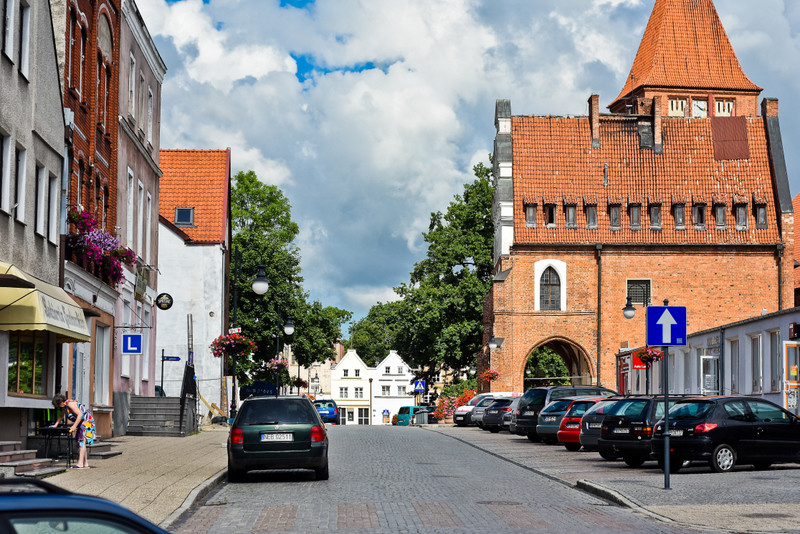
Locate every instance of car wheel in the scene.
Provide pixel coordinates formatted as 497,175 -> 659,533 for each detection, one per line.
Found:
564,443 -> 581,452
710,444 -> 736,473
315,462 -> 330,481
599,450 -> 617,461
489,426 -> 501,433
526,431 -> 541,443
623,455 -> 646,468
752,461 -> 772,470
227,461 -> 246,483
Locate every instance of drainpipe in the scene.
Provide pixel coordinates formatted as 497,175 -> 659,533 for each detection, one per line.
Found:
596,244 -> 603,386
719,327 -> 725,395
777,244 -> 784,310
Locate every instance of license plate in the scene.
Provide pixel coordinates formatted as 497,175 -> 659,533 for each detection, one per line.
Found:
261,433 -> 293,442
566,423 -> 579,429
488,410 -> 497,414
455,416 -> 464,420
668,429 -> 684,437
612,428 -> 630,434
588,422 -> 601,429
524,411 -> 536,416
544,416 -> 556,422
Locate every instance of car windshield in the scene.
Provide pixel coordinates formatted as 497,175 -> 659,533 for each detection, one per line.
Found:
238,399 -> 318,425
542,399 -> 572,413
583,399 -> 618,416
565,401 -> 595,417
522,388 -> 547,404
669,400 -> 715,420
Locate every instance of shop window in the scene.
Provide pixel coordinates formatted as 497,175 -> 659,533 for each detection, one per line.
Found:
7,331 -> 48,396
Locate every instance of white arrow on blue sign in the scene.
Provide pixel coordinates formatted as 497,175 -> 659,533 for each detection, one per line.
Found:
414,380 -> 426,391
122,334 -> 143,354
646,306 -> 687,346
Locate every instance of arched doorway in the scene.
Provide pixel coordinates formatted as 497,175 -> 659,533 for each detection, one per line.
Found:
522,337 -> 593,389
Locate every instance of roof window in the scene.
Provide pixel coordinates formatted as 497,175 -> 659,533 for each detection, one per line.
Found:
174,207 -> 194,226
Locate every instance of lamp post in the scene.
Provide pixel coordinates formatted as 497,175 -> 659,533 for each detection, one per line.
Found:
311,371 -> 320,396
274,313 -> 294,396
623,296 -> 651,394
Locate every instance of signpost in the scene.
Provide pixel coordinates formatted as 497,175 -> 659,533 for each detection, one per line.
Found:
414,380 -> 425,391
160,349 -> 181,394
646,302 -> 687,490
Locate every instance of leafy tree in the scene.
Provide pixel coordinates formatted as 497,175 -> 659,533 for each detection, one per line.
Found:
229,171 -> 350,384
347,300 -> 404,366
525,346 -> 571,386
392,161 -> 494,380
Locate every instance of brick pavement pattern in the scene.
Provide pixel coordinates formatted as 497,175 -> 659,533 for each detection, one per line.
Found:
168,425 -> 713,533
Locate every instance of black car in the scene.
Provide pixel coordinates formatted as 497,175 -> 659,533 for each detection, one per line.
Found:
597,395 -> 691,467
652,396 -> 800,473
514,385 -> 617,442
579,397 -> 623,457
481,397 -> 514,433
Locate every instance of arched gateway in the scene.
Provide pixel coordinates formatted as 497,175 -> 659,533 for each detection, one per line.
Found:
522,337 -> 594,389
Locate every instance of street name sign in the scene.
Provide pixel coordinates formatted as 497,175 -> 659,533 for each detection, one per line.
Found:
122,334 -> 142,354
646,306 -> 687,346
163,356 -> 180,361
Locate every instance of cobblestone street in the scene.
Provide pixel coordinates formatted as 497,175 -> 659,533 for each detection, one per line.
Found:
168,425 -> 717,533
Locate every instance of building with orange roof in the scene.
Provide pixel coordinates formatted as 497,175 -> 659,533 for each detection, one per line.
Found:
484,0 -> 793,400
156,149 -> 232,416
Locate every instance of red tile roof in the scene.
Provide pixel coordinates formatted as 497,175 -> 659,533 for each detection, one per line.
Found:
159,149 -> 231,244
512,115 -> 780,245
611,0 -> 761,109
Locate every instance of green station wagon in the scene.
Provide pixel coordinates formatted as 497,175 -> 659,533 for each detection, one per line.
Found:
227,396 -> 329,482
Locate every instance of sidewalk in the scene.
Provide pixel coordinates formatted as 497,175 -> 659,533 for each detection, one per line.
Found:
44,425 -> 229,529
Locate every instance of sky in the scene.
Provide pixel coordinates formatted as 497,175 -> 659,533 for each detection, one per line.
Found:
136,0 -> 800,323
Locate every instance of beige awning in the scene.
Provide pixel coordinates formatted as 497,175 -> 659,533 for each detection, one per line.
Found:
0,261 -> 90,342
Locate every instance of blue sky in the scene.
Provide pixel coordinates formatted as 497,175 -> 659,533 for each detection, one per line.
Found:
137,0 -> 800,323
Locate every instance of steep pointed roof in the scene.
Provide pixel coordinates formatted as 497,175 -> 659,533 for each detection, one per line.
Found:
611,0 -> 761,109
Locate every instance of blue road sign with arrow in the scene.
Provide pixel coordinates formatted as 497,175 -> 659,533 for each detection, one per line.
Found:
646,306 -> 687,346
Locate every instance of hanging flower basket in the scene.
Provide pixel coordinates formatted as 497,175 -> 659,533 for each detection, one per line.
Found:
266,357 -> 289,371
479,369 -> 499,383
65,208 -> 136,286
632,346 -> 664,365
292,377 -> 309,389
209,332 -> 257,358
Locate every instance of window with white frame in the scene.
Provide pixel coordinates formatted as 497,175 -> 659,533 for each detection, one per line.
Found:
3,0 -> 15,59
128,54 -> 136,117
78,28 -> 85,97
358,407 -> 369,425
683,351 -> 692,393
17,0 -> 29,77
770,331 -> 780,392
354,387 -> 363,399
48,172 -> 58,243
0,134 -> 9,212
354,369 -> 360,377
34,164 -> 45,235
384,366 -> 390,374
397,366 -> 403,374
382,385 -> 390,396
342,369 -> 348,377
751,336 -> 762,393
730,339 -> 738,394
668,98 -> 686,117
126,170 -> 134,245
76,163 -> 83,209
145,193 -> 152,263
715,99 -> 734,117
347,410 -> 354,422
339,387 -> 348,398
174,207 -> 193,226
137,182 -> 144,255
14,147 -> 25,222
397,385 -> 406,396
66,11 -> 74,87
540,266 -> 560,310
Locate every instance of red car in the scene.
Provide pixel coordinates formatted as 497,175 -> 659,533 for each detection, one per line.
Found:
557,398 -> 607,451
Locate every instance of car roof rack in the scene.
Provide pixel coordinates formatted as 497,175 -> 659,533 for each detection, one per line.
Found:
0,478 -> 72,495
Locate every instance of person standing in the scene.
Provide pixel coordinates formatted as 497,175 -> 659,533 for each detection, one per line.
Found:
51,393 -> 96,469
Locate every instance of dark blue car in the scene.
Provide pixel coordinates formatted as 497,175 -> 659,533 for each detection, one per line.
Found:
313,399 -> 339,424
0,478 -> 168,533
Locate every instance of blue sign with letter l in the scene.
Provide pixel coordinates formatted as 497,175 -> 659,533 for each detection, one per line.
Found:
646,306 -> 687,346
122,334 -> 143,354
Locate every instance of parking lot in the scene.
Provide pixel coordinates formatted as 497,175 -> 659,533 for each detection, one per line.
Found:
428,424 -> 800,533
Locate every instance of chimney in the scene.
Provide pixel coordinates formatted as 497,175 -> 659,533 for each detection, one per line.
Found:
589,94 -> 600,149
762,98 -> 779,118
653,95 -> 663,154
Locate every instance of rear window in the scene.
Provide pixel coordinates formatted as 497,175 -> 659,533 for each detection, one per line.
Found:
584,399 -> 619,416
521,388 -> 547,407
565,401 -> 594,417
477,397 -> 496,407
398,407 -> 410,415
550,389 -> 576,401
542,399 -> 572,413
239,398 -> 318,425
314,401 -> 335,409
491,399 -> 512,408
670,400 -> 715,420
606,399 -> 649,419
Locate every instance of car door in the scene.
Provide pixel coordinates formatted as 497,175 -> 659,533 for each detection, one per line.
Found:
746,399 -> 800,460
719,399 -> 758,459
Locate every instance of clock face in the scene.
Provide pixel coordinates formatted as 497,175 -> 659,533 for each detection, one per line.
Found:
692,99 -> 708,118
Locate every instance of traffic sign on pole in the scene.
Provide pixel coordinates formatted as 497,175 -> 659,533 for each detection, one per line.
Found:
646,306 -> 687,346
414,380 -> 426,391
122,334 -> 143,354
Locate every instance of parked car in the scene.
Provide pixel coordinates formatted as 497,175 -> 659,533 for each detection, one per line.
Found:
556,397 -> 607,451
397,406 -> 427,426
227,395 -> 329,482
482,397 -> 515,433
504,397 -> 523,433
597,395 -> 691,467
515,385 -> 617,442
652,396 -> 800,473
313,399 -> 338,424
0,478 -> 169,533
579,397 -> 624,457
471,396 -> 500,429
454,393 -> 494,426
537,396 -> 601,444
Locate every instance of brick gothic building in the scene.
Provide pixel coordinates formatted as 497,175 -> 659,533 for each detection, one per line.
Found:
484,0 -> 794,393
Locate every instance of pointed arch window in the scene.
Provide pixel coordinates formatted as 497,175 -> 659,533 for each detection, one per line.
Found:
540,267 -> 561,311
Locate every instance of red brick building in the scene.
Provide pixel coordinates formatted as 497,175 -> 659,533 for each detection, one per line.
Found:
484,0 -> 794,393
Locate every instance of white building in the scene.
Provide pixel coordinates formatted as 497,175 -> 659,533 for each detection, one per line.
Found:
331,349 -> 417,425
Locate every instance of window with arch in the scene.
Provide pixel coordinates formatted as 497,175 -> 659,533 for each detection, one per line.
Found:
540,267 -> 561,311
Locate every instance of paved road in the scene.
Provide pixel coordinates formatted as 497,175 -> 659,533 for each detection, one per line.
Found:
168,425 -> 717,534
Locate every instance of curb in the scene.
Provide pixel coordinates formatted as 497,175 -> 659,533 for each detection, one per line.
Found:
159,468 -> 227,529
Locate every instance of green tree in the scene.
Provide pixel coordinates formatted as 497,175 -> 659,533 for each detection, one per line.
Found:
229,171 -> 350,384
347,300 -> 404,366
525,346 -> 571,386
392,161 -> 494,380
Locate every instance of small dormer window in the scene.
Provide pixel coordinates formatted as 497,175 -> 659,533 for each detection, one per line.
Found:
693,203 -> 707,230
585,206 -> 598,230
715,204 -> 727,229
524,204 -> 536,228
629,204 -> 641,230
755,205 -> 768,229
609,204 -> 621,230
668,98 -> 686,117
715,99 -> 734,117
174,207 -> 194,226
735,204 -> 748,230
565,205 -> 577,229
544,204 -> 556,228
674,203 -> 686,230
650,204 -> 662,230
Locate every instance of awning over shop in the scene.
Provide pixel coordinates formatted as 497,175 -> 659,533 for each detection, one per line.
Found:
0,261 -> 90,342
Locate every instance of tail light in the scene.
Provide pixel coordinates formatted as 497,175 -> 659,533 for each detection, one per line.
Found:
500,407 -> 511,413
694,422 -> 718,433
633,426 -> 653,437
230,427 -> 244,445
334,408 -> 338,415
515,409 -> 521,416
311,425 -> 326,443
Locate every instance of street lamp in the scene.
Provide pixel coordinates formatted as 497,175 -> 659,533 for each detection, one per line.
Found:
275,313 -> 295,396
311,371 -> 320,396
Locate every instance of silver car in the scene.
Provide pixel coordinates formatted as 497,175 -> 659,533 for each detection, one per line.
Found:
471,396 -> 498,429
